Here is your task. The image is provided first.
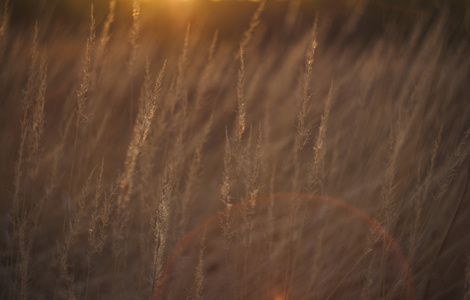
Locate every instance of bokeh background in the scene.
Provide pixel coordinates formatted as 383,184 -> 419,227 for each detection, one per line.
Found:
2,0 -> 470,299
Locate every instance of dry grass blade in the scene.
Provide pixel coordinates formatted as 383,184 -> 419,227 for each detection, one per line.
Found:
76,5 -> 96,127
237,45 -> 246,144
193,225 -> 207,300
284,0 -> 302,33
68,5 -> 96,194
310,80 -> 333,195
118,60 -> 166,209
240,0 -> 266,50
409,126 -> 442,263
128,0 -> 141,75
59,168 -> 96,300
193,30 -> 218,119
296,21 -> 318,154
10,27 -> 47,300
152,162 -> 175,289
99,0 -> 116,56
178,113 -> 214,238
220,127 -> 233,249
429,127 -> 470,218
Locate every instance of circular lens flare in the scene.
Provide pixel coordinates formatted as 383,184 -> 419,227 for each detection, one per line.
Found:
154,193 -> 415,300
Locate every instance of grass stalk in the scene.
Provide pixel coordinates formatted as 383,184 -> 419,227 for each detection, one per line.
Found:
68,5 -> 96,194
240,0 -> 266,50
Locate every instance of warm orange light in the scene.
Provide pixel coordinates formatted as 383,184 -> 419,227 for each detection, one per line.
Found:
274,295 -> 285,300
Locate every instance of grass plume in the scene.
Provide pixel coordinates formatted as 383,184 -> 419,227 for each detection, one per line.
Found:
2,2 -> 469,299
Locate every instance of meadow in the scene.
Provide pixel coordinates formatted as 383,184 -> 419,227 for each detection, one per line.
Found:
1,0 -> 470,299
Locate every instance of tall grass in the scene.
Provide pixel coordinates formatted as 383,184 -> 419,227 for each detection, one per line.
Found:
1,1 -> 470,299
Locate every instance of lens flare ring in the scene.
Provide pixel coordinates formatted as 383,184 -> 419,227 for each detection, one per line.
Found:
153,193 -> 416,300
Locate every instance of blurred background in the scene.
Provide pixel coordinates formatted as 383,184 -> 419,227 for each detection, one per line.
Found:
8,0 -> 470,38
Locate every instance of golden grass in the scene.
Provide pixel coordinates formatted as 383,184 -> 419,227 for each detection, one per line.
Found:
1,1 -> 470,299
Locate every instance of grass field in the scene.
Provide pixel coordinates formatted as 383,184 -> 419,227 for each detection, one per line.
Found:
1,0 -> 470,299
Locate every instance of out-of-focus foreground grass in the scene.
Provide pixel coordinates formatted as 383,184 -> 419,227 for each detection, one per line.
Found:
1,0 -> 470,299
